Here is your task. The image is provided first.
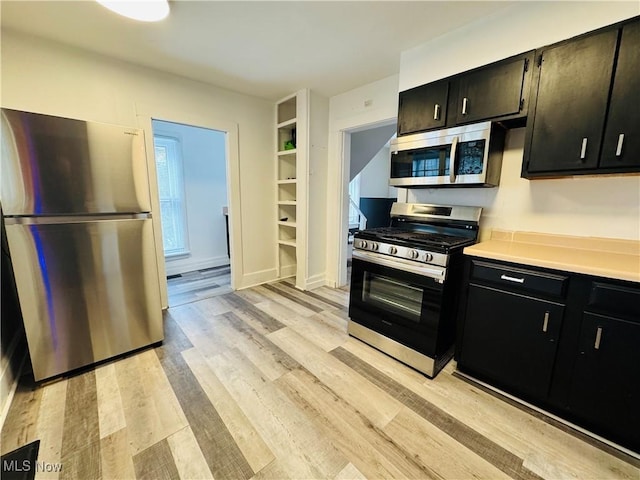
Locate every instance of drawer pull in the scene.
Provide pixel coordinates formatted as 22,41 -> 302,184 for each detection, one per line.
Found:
542,311 -> 549,332
594,327 -> 603,350
500,274 -> 525,284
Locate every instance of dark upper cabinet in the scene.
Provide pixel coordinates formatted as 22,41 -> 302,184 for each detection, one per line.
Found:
396,51 -> 534,136
523,17 -> 640,177
452,51 -> 534,126
600,21 -> 640,168
397,80 -> 448,136
524,29 -> 618,174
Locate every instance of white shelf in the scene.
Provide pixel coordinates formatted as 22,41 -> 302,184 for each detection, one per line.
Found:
277,118 -> 297,129
277,179 -> 297,185
277,149 -> 297,156
278,200 -> 297,206
278,239 -> 297,247
278,221 -> 297,227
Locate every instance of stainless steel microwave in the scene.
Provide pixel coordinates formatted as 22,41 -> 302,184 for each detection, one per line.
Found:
390,121 -> 506,187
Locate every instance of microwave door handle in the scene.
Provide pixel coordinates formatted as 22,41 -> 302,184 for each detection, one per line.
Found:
449,136 -> 459,184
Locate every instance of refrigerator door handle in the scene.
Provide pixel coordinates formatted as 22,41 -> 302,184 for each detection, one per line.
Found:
3,213 -> 152,225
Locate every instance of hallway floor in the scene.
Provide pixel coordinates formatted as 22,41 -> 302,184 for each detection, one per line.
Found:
166,265 -> 231,307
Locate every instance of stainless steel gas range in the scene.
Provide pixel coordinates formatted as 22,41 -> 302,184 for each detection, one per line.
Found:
348,202 -> 482,378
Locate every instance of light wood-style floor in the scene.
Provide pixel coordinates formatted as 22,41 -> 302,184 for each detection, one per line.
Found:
2,280 -> 638,479
167,265 -> 232,307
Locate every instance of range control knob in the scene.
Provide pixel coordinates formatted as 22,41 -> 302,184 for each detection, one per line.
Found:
388,246 -> 398,255
360,240 -> 368,249
408,249 -> 419,259
424,253 -> 433,262
370,242 -> 379,251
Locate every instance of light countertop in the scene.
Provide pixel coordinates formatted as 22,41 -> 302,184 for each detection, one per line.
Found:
464,230 -> 640,283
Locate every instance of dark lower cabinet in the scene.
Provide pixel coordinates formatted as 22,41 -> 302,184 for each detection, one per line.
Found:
568,312 -> 640,451
459,285 -> 564,400
458,257 -> 640,453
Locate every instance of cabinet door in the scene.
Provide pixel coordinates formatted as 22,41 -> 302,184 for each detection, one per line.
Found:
568,313 -> 640,451
459,285 -> 564,400
525,30 -> 617,174
600,20 -> 640,168
455,52 -> 532,125
397,80 -> 448,136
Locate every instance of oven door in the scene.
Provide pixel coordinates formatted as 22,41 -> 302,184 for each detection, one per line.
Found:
348,253 -> 445,357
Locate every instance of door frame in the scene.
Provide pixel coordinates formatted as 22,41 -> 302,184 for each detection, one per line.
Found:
135,104 -> 241,309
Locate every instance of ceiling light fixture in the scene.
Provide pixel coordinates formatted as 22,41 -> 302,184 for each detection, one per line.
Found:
96,0 -> 170,22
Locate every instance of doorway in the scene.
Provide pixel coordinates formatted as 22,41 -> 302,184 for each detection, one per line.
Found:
151,119 -> 231,307
340,121 -> 397,286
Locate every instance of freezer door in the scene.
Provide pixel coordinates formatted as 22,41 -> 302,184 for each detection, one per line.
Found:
1,108 -> 151,215
5,217 -> 163,381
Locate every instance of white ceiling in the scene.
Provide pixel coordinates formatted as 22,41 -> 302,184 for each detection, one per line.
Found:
1,1 -> 515,100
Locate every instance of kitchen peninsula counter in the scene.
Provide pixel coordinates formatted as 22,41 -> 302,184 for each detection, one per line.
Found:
464,230 -> 640,283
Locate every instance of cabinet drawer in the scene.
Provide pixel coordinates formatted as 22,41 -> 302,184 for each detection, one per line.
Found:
470,260 -> 568,297
587,282 -> 640,322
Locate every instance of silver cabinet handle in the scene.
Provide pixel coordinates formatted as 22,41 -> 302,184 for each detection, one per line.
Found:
449,136 -> 459,184
616,134 -> 624,157
594,327 -> 603,350
500,274 -> 525,283
434,104 -> 440,121
580,138 -> 588,159
542,311 -> 549,333
462,97 -> 468,115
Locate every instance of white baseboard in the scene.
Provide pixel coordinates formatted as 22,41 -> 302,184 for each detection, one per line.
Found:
279,264 -> 296,279
238,267 -> 279,290
303,273 -> 326,290
165,255 -> 230,276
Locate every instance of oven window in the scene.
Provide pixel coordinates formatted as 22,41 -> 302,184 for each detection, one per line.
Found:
362,272 -> 423,323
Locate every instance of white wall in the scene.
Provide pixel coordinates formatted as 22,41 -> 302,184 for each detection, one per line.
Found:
359,145 -> 396,199
1,30 -> 276,301
152,120 -> 229,276
399,2 -> 640,242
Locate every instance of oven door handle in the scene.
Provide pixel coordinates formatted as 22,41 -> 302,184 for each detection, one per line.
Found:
353,250 -> 446,282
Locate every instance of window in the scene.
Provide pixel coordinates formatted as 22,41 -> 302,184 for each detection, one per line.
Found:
154,135 -> 188,256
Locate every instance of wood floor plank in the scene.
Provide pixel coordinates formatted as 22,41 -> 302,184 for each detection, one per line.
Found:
166,426 -> 214,480
274,281 -> 347,311
59,440 -> 101,480
276,368 -> 440,479
252,285 -> 318,317
330,346 -> 543,480
94,363 -> 126,439
132,438 -> 180,480
60,371 -> 99,460
182,348 -> 274,473
261,283 -> 325,313
204,294 -> 286,335
1,379 -> 44,455
99,428 -> 136,480
383,406 -> 512,480
233,287 -> 272,305
268,327 -> 402,428
114,350 -> 187,455
34,379 -> 67,480
158,346 -> 254,480
168,302 -> 234,359
333,462 -> 367,480
206,349 -> 348,480
210,311 -> 299,381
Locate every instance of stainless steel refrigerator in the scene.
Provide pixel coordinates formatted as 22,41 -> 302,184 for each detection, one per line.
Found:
1,108 -> 163,381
